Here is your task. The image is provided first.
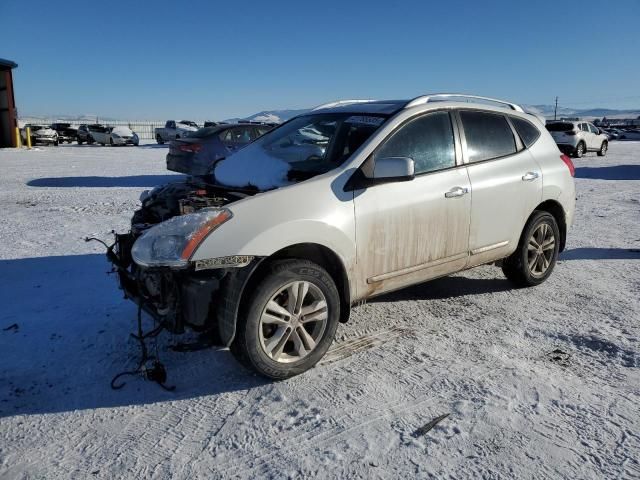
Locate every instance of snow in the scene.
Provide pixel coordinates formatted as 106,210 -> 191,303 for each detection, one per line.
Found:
214,143 -> 291,190
0,141 -> 639,479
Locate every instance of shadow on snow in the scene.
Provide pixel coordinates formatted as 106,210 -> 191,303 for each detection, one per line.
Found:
27,174 -> 184,188
575,164 -> 640,181
0,254 -> 266,418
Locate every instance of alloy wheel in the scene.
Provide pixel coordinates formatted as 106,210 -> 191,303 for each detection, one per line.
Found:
527,222 -> 555,278
258,281 -> 328,363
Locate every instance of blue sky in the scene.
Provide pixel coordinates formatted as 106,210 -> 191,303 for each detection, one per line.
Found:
2,0 -> 639,119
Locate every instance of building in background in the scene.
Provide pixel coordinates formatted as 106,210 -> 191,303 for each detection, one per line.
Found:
0,58 -> 19,148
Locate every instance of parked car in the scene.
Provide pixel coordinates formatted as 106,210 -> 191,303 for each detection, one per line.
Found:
21,124 -> 58,146
155,120 -> 199,144
76,124 -> 106,144
545,120 -> 608,157
89,126 -> 139,146
50,123 -> 77,143
82,125 -> 112,145
166,122 -> 275,175
109,94 -> 576,379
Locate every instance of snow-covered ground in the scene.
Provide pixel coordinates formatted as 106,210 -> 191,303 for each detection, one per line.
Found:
0,141 -> 639,479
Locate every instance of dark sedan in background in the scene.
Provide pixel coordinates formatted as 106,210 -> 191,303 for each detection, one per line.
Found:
166,122 -> 274,176
50,123 -> 77,143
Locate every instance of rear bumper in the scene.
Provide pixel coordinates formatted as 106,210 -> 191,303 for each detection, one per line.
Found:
556,143 -> 577,154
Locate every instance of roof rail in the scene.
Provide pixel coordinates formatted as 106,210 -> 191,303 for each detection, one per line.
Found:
405,93 -> 525,112
311,99 -> 376,111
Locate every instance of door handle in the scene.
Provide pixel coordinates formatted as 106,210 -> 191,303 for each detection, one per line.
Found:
445,186 -> 469,198
522,172 -> 539,182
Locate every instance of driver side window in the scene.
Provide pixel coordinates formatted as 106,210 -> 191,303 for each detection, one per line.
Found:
376,111 -> 456,175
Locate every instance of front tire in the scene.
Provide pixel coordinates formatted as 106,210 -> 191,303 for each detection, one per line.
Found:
597,141 -> 608,156
231,259 -> 340,379
502,211 -> 560,287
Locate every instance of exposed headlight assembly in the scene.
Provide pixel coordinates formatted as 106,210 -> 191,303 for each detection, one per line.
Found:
131,208 -> 232,268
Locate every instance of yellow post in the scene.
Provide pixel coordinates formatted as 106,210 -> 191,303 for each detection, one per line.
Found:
15,127 -> 22,148
26,127 -> 32,148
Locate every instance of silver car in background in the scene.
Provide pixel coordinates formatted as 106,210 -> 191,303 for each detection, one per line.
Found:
546,120 -> 609,157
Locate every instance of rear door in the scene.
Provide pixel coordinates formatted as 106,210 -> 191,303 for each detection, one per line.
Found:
457,110 -> 542,266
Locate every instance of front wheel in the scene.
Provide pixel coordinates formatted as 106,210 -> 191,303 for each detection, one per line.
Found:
230,259 -> 340,379
597,141 -> 608,156
502,211 -> 560,287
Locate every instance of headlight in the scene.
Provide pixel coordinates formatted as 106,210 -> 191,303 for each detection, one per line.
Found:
131,208 -> 232,268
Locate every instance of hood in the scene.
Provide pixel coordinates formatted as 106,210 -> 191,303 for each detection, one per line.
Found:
112,126 -> 135,136
35,127 -> 56,136
214,145 -> 291,191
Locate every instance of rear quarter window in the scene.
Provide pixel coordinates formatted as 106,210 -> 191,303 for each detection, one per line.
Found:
511,117 -> 541,148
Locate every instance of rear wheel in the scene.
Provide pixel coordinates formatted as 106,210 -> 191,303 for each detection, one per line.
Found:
574,141 -> 585,158
597,141 -> 608,156
87,135 -> 94,145
109,138 -> 114,146
156,134 -> 164,145
230,259 -> 340,379
502,211 -> 560,287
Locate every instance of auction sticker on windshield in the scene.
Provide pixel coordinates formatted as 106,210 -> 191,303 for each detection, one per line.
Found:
345,116 -> 385,126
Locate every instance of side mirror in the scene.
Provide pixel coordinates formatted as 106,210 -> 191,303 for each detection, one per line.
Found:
373,156 -> 415,180
344,156 -> 415,191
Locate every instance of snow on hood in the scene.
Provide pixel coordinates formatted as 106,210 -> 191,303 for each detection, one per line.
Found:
112,126 -> 134,136
214,146 -> 291,190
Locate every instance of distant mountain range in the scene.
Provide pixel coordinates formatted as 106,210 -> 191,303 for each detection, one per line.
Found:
20,104 -> 640,126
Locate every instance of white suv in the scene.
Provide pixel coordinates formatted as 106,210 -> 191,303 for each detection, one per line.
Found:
110,94 -> 576,379
546,120 -> 609,158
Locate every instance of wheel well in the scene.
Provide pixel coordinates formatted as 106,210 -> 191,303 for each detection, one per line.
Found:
534,200 -> 567,252
242,243 -> 351,323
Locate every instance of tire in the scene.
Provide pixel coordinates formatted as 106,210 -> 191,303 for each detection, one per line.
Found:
87,135 -> 94,145
502,211 -> 560,287
109,138 -> 114,146
597,141 -> 608,156
230,259 -> 340,379
573,141 -> 585,158
99,143 -> 105,146
156,134 -> 164,145
53,140 -> 59,146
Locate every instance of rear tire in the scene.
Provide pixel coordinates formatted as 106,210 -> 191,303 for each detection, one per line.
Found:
597,141 -> 608,156
502,211 -> 560,287
573,141 -> 585,158
156,134 -> 164,145
230,259 -> 340,379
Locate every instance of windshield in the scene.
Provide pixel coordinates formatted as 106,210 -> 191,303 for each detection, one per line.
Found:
213,112 -> 387,190
179,121 -> 198,128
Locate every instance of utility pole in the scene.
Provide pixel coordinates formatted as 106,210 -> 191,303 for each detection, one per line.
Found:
554,96 -> 558,120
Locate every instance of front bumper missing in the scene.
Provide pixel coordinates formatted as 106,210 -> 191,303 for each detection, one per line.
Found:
108,232 -> 223,334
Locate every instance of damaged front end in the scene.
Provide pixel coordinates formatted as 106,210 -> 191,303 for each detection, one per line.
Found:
108,178 -> 260,340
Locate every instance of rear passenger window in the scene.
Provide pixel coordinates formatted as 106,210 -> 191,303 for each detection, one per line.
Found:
580,123 -> 589,132
511,117 -> 541,148
376,111 -> 455,175
460,111 -> 516,162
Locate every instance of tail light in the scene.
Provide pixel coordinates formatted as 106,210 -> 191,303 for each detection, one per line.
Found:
179,143 -> 203,153
560,154 -> 575,177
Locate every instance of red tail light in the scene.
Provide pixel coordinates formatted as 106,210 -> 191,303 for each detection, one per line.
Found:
179,143 -> 203,153
560,154 -> 575,177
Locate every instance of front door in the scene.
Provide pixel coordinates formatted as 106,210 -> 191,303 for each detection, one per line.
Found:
354,111 -> 471,299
